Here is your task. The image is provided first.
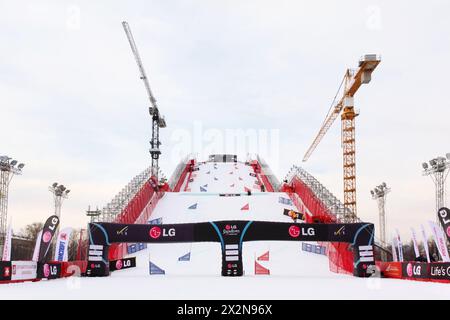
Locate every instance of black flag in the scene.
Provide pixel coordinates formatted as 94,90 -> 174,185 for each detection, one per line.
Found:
438,207 -> 450,243
38,215 -> 60,262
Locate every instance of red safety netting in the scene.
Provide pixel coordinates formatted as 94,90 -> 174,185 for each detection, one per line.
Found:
285,176 -> 353,275
250,160 -> 275,192
108,177 -> 162,260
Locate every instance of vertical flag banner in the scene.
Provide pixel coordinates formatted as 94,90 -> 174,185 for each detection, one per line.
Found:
391,236 -> 398,262
438,207 -> 450,243
410,227 -> 420,258
1,224 -> 12,261
429,221 -> 450,262
420,224 -> 431,263
32,230 -> 42,262
38,215 -> 60,263
54,227 -> 73,261
395,229 -> 404,262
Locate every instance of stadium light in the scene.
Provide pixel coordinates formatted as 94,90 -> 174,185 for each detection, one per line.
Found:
422,154 -> 450,221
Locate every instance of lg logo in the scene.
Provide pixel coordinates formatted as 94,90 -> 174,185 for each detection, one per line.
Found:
288,225 -> 315,238
149,226 -> 176,239
406,263 -> 422,277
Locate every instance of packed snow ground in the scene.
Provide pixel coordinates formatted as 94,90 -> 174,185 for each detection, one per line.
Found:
1,161 -> 450,299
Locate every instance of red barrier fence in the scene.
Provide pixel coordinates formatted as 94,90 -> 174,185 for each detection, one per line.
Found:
108,177 -> 163,261
174,159 -> 195,192
378,261 -> 450,283
250,160 -> 275,192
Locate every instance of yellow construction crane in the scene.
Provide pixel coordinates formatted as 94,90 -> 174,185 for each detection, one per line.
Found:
302,54 -> 381,222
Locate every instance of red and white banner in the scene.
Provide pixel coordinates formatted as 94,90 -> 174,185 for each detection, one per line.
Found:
429,221 -> 450,262
32,231 -> 42,262
395,229 -> 404,262
410,227 -> 420,258
54,227 -> 73,262
1,224 -> 12,261
420,224 -> 431,263
391,236 -> 398,262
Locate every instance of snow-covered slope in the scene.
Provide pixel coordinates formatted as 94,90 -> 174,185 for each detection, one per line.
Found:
2,160 -> 450,299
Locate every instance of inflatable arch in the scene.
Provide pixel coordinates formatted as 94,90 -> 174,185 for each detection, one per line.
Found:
86,220 -> 375,277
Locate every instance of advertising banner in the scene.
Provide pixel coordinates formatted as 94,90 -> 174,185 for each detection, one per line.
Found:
429,221 -> 450,262
438,207 -> 450,243
402,262 -> 428,279
411,227 -> 420,258
391,237 -> 398,262
54,227 -> 73,262
11,261 -> 37,281
38,215 -> 60,263
37,262 -> 62,279
1,225 -> 12,261
32,231 -> 42,262
429,263 -> 450,281
395,229 -> 404,262
109,257 -> 136,271
420,224 -> 431,263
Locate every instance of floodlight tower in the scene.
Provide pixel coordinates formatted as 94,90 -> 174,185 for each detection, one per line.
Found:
48,183 -> 70,217
0,156 -> 24,255
422,154 -> 450,220
370,183 -> 391,253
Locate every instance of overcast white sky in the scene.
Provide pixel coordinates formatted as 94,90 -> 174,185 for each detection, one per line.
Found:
1,0 -> 449,240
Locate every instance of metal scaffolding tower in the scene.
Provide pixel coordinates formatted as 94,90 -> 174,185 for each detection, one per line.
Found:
422,154 -> 450,220
0,156 -> 24,254
94,167 -> 153,222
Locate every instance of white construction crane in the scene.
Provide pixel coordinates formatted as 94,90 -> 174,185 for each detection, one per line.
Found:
122,21 -> 167,181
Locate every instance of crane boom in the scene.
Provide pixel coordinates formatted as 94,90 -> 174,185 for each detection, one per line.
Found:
122,21 -> 158,112
302,55 -> 380,162
122,21 -> 167,182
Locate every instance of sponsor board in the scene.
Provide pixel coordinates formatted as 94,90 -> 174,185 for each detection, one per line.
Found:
109,257 -> 136,271
429,263 -> 450,281
11,261 -> 37,281
37,262 -> 62,279
402,262 -> 428,279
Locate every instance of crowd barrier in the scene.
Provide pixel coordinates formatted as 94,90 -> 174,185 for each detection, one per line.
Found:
378,261 -> 450,283
0,260 -> 87,284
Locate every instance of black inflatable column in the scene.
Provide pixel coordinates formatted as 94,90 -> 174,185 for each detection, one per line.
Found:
352,223 -> 376,277
209,221 -> 248,276
86,223 -> 110,277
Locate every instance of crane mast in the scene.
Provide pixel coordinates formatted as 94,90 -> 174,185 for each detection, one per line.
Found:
122,21 -> 167,182
302,54 -> 381,222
